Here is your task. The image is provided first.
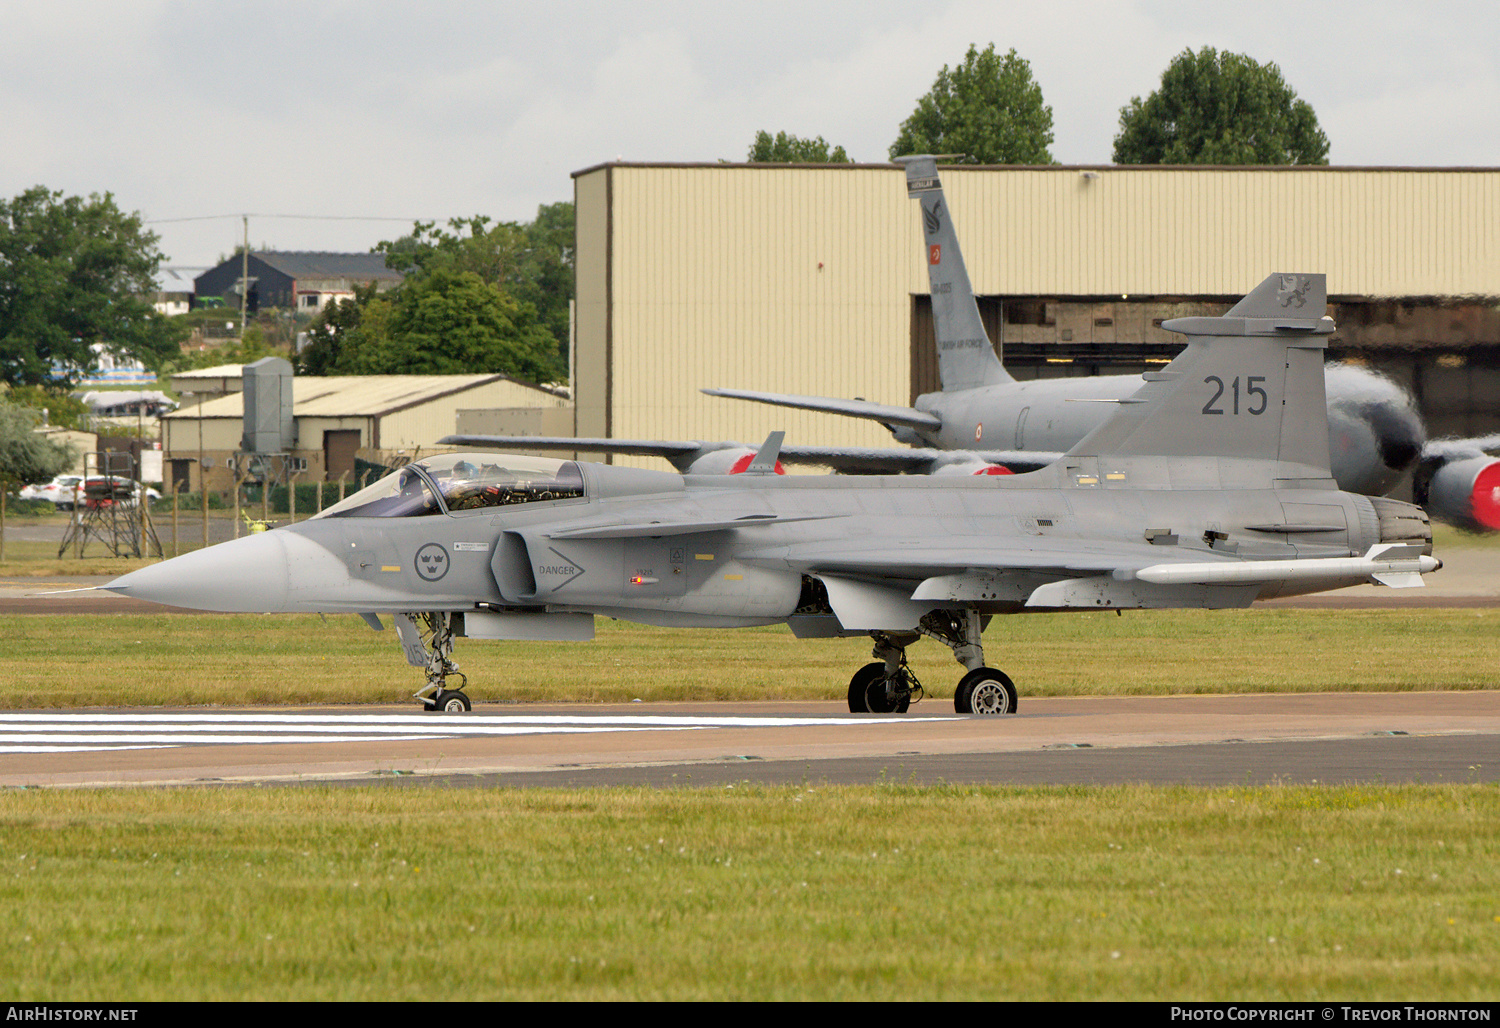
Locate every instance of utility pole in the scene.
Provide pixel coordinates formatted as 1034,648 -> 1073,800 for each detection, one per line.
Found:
240,215 -> 250,344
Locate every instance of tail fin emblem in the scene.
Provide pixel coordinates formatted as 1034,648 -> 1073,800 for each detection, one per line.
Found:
1278,275 -> 1310,308
929,244 -> 941,265
923,201 -> 942,236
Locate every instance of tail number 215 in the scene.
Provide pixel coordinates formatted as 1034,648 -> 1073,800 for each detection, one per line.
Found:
1202,375 -> 1267,416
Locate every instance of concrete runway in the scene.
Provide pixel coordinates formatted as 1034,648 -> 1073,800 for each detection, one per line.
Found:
2,694 -> 1497,789
1,545 -> 1495,791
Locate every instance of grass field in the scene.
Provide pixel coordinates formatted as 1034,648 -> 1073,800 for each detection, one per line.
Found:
1,783 -> 1496,1001
2,605 -> 1497,708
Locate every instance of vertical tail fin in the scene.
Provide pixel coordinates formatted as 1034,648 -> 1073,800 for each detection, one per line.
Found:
896,155 -> 1012,391
1066,273 -> 1334,479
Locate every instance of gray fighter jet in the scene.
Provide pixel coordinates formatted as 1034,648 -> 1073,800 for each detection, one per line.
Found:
107,266 -> 1440,715
451,156 -> 1497,531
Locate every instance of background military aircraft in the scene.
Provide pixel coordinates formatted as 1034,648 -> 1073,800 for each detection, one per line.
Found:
109,268 -> 1439,715
449,156 -> 1499,532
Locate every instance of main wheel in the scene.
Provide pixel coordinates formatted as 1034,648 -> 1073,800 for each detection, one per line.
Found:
433,689 -> 471,713
954,667 -> 1017,715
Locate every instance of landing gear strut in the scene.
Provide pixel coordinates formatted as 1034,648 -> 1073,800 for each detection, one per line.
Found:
844,611 -> 1017,715
401,611 -> 471,712
916,609 -> 1016,715
837,609 -> 1010,716
847,632 -> 922,712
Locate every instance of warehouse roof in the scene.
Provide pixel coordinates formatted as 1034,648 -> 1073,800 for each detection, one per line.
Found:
165,374 -> 556,420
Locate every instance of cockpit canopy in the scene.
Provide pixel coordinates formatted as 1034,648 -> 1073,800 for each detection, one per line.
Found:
315,454 -> 585,519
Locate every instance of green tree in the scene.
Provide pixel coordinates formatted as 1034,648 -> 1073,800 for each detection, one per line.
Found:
0,187 -> 181,386
377,216 -> 529,284
4,385 -> 90,431
300,271 -> 561,382
309,205 -> 573,383
296,282 -> 388,377
0,396 -> 74,488
375,205 -> 575,371
889,45 -> 1054,164
1113,47 -> 1330,165
510,202 -> 575,370
747,131 -> 851,163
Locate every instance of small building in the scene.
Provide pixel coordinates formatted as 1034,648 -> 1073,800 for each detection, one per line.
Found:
153,267 -> 209,316
161,373 -> 572,493
168,364 -> 249,407
193,253 -> 404,314
31,426 -> 98,476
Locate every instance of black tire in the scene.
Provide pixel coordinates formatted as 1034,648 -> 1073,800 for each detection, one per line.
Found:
849,662 -> 912,714
433,689 -> 471,713
876,671 -> 912,714
847,663 -> 884,712
954,667 -> 1017,715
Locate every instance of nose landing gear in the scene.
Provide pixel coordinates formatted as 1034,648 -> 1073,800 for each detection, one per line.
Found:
396,611 -> 471,712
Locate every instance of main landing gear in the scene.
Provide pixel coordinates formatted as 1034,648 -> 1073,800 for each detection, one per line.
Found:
405,611 -> 472,713
845,609 -> 1017,716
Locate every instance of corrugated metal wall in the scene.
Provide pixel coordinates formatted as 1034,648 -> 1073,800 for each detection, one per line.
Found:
574,163 -> 1500,467
573,169 -> 610,443
942,167 -> 1500,297
380,381 -> 570,452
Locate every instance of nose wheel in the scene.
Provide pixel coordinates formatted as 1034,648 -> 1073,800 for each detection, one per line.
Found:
429,688 -> 472,713
847,662 -> 914,713
399,611 -> 472,712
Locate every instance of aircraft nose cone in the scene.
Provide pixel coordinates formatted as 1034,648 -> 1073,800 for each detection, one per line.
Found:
107,530 -> 316,612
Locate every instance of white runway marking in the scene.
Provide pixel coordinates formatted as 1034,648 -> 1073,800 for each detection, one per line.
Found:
0,711 -> 953,753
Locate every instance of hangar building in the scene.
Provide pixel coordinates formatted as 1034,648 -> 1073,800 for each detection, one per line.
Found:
569,162 -> 1500,466
162,373 -> 570,494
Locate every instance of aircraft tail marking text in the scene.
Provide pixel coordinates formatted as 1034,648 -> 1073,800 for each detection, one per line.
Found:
896,155 -> 1013,392
1063,273 -> 1335,478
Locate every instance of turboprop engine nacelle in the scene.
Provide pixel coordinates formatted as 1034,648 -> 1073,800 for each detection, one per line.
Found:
685,447 -> 787,475
929,461 -> 1014,477
1417,454 -> 1500,533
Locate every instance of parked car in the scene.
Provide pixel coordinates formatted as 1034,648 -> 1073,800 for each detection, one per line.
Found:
80,477 -> 162,509
18,475 -> 86,510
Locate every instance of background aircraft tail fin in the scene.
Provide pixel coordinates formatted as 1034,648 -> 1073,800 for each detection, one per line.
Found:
896,155 -> 1013,392
1224,273 -> 1328,318
1065,273 -> 1334,478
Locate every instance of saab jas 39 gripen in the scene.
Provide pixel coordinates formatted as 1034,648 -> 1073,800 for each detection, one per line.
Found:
108,254 -> 1440,715
450,156 -> 1498,533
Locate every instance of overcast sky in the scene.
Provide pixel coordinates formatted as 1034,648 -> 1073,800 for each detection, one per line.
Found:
4,0 -> 1497,269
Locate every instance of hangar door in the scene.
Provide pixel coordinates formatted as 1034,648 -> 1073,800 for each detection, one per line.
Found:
323,430 -> 361,482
